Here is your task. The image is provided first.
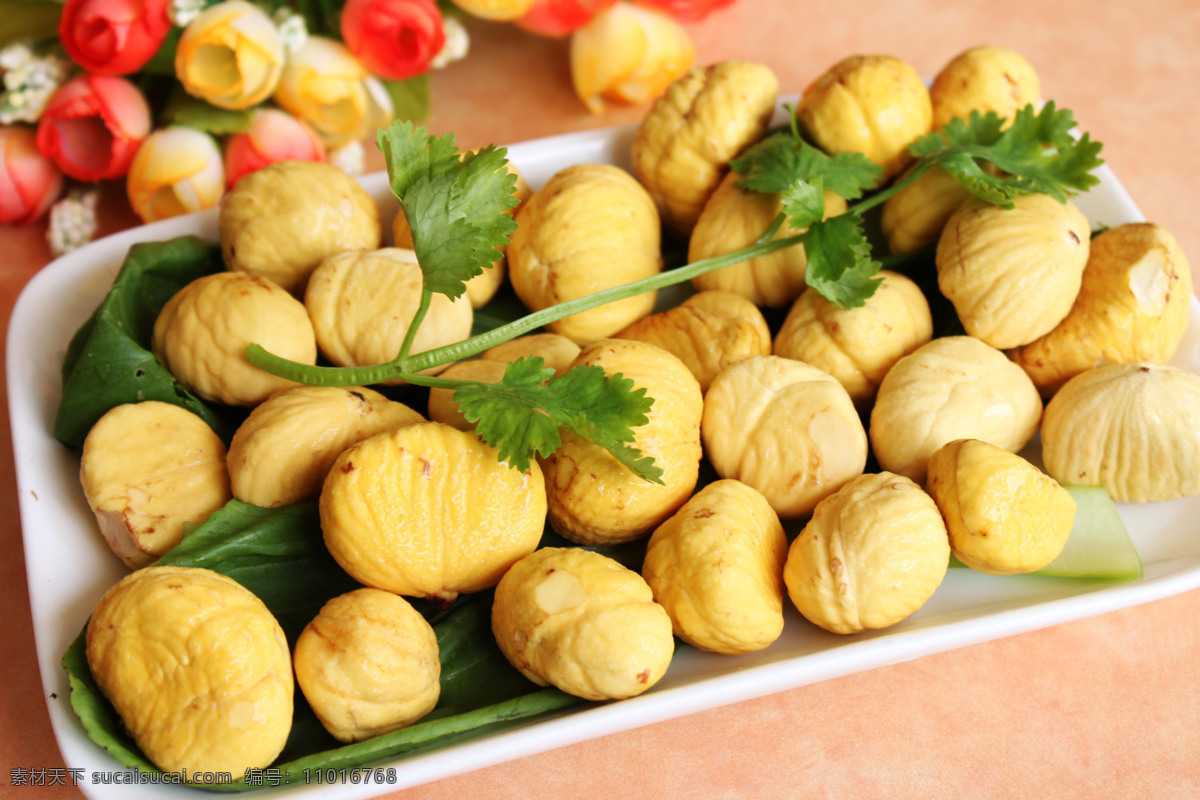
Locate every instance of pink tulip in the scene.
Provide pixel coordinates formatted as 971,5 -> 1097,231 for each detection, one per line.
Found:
36,72 -> 150,182
631,0 -> 735,21
58,0 -> 173,76
340,0 -> 446,81
224,108 -> 327,188
515,0 -> 618,37
0,126 -> 64,226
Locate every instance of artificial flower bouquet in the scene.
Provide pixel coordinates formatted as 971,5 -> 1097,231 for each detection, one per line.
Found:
0,0 -> 735,254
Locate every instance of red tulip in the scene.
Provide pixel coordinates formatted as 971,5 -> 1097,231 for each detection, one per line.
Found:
515,0 -> 619,37
631,0 -> 735,22
224,108 -> 327,188
340,0 -> 446,81
0,126 -> 64,226
36,72 -> 151,182
58,0 -> 173,76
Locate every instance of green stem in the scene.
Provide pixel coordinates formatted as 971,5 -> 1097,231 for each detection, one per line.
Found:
244,230 -> 805,386
398,287 -> 433,363
244,148 -> 954,388
850,156 -> 936,216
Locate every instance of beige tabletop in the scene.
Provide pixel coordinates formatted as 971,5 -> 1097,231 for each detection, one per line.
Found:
3,1 -> 1200,798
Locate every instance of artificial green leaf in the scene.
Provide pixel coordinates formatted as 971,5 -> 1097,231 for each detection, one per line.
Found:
801,213 -> 884,308
137,27 -> 181,77
377,122 -> 519,300
381,74 -> 432,123
455,356 -> 662,483
0,0 -> 61,47
54,236 -> 232,448
160,88 -> 254,135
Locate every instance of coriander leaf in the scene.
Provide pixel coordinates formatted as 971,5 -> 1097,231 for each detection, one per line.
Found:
376,120 -> 461,198
453,357 -> 663,484
779,174 -> 826,232
732,132 -> 883,204
802,213 -> 884,308
910,102 -> 1104,206
377,122 -> 519,300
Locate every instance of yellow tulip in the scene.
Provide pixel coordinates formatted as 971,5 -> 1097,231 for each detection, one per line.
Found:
174,0 -> 285,110
273,36 -> 395,147
570,1 -> 694,114
126,126 -> 225,223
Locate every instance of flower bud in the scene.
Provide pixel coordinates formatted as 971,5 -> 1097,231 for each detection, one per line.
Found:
58,0 -> 173,76
340,0 -> 446,81
449,0 -> 537,21
127,126 -> 225,223
0,125 -> 63,225
515,0 -> 617,37
570,1 -> 695,114
631,0 -> 734,21
175,0 -> 284,110
224,107 -> 326,188
36,72 -> 150,182
273,36 -> 394,146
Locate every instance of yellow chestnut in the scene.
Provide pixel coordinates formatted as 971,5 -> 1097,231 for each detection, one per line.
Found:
701,355 -> 868,519
868,336 -> 1042,484
1010,222 -> 1194,397
507,163 -> 662,345
642,479 -> 786,654
492,547 -> 674,701
936,193 -> 1091,350
614,289 -> 772,393
1041,362 -> 1200,503
631,60 -> 779,238
543,338 -> 703,545
86,566 -> 293,776
929,45 -> 1042,131
926,438 -> 1075,575
320,421 -> 547,603
783,471 -> 950,635
688,169 -> 848,308
293,588 -> 440,743
773,270 -> 933,410
796,54 -> 932,183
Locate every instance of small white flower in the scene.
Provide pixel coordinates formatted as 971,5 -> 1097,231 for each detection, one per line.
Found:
0,42 -> 69,124
0,39 -> 35,72
169,0 -> 206,27
329,141 -> 365,177
273,8 -> 308,56
47,187 -> 100,257
432,17 -> 470,70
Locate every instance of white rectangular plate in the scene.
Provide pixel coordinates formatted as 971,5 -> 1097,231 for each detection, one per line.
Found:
10,120 -> 1200,800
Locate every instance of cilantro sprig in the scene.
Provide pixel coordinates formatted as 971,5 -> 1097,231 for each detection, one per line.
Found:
245,104 -> 1104,481
726,100 -> 1105,308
